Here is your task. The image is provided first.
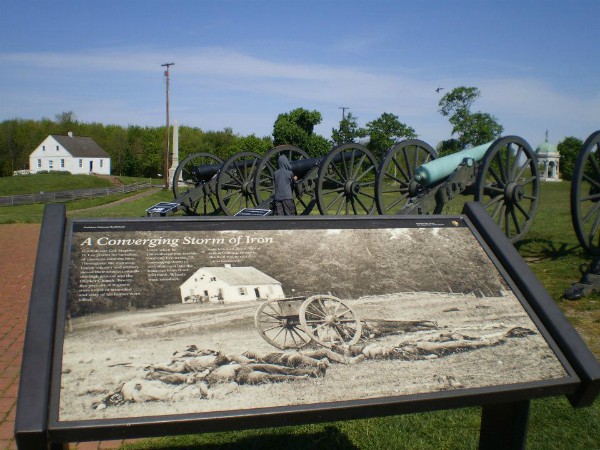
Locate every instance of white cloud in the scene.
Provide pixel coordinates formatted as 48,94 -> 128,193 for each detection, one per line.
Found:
1,47 -> 598,147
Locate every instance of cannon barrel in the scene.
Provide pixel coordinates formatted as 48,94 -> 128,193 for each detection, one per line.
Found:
413,141 -> 493,187
191,157 -> 262,183
191,164 -> 222,182
288,150 -> 357,180
289,157 -> 320,178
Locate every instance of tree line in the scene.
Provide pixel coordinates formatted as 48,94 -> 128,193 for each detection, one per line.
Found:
0,86 -> 582,180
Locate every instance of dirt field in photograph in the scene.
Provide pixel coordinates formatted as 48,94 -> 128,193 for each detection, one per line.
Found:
57,292 -> 568,422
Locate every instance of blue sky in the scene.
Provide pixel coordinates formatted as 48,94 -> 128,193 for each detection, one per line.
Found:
1,0 -> 599,148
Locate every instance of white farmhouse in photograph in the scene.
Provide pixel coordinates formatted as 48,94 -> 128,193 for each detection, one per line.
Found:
179,265 -> 285,304
29,132 -> 111,175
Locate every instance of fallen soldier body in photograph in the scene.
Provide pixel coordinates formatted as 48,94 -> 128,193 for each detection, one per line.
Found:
95,326 -> 538,410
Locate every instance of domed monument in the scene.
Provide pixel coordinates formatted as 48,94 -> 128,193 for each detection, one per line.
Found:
536,131 -> 561,181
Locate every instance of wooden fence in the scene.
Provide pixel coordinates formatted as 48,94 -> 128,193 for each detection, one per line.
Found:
0,181 -> 158,206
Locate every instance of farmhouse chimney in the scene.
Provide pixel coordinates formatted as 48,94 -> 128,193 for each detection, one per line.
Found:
224,264 -> 232,269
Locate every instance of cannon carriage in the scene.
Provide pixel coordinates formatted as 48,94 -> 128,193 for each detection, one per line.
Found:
168,135 -> 540,242
172,143 -> 379,217
570,130 -> 600,255
375,136 -> 540,243
254,294 -> 363,350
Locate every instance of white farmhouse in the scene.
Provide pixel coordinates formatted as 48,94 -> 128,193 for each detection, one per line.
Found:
29,132 -> 111,175
179,265 -> 285,304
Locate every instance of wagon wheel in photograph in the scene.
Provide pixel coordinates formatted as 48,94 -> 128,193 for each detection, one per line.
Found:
253,145 -> 317,215
299,295 -> 362,348
474,136 -> 540,243
375,139 -> 438,215
255,299 -> 312,349
316,144 -> 378,215
172,152 -> 223,215
216,151 -> 261,215
571,130 -> 600,255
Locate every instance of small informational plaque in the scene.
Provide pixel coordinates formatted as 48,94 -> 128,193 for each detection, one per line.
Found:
48,214 -> 577,430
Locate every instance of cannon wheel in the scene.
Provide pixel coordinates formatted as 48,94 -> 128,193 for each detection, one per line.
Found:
172,152 -> 223,215
216,151 -> 261,215
253,145 -> 316,214
255,299 -> 312,349
475,136 -> 540,243
571,130 -> 600,255
375,139 -> 438,214
316,144 -> 378,215
299,295 -> 362,348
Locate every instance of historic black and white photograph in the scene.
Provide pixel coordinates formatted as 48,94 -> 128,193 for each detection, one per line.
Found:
56,222 -> 569,422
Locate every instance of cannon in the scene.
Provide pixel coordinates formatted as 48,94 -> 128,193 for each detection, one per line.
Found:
172,143 -> 379,217
171,152 -> 224,215
561,130 -> 600,300
171,151 -> 263,216
571,130 -> 600,255
254,294 -> 363,349
253,143 -> 378,215
375,136 -> 540,243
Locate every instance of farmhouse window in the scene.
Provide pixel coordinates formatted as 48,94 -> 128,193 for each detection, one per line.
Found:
56,145 -> 59,151
42,146 -> 45,151
60,159 -> 65,168
37,159 -> 41,168
48,160 -> 54,169
239,287 -> 247,295
100,160 -> 103,168
78,159 -> 82,168
210,277 -> 216,281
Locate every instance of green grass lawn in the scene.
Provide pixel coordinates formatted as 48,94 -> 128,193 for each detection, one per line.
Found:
2,179 -> 599,448
0,172 -> 155,196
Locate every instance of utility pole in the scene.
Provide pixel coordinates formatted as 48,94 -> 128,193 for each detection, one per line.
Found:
339,106 -> 349,121
161,62 -> 175,189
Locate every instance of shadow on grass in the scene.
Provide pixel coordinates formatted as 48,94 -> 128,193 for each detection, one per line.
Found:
125,426 -> 359,450
515,238 -> 582,262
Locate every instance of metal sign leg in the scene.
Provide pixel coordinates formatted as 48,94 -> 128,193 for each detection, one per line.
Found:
479,400 -> 530,450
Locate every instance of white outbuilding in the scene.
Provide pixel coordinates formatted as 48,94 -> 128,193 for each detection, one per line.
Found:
29,132 -> 111,175
179,265 -> 285,304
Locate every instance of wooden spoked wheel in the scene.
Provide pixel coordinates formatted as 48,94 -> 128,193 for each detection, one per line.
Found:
571,130 -> 600,255
299,295 -> 362,348
216,151 -> 261,215
475,136 -> 540,243
316,144 -> 378,215
253,145 -> 317,214
255,299 -> 312,349
375,139 -> 438,215
172,152 -> 223,215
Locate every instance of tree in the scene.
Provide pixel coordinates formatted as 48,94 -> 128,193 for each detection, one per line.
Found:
331,112 -> 364,145
557,136 -> 583,181
55,111 -> 78,126
362,113 -> 416,159
436,138 -> 462,157
231,134 -> 273,155
439,87 -> 503,148
272,108 -> 329,156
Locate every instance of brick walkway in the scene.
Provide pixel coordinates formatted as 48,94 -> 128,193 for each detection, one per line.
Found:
0,224 -> 138,450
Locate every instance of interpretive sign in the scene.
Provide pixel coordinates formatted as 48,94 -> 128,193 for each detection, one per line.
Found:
15,203 -> 600,449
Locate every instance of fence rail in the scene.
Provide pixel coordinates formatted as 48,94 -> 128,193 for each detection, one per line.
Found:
0,181 -> 157,207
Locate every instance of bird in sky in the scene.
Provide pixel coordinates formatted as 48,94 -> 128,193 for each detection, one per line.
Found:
436,87 -> 444,93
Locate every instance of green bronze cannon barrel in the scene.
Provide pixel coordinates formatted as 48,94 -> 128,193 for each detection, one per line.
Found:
413,141 -> 493,187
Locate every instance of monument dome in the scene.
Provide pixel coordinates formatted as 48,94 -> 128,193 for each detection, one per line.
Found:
536,131 -> 560,181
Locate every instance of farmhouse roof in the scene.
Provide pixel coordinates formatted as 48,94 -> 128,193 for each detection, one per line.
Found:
51,134 -> 110,158
202,266 -> 281,286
